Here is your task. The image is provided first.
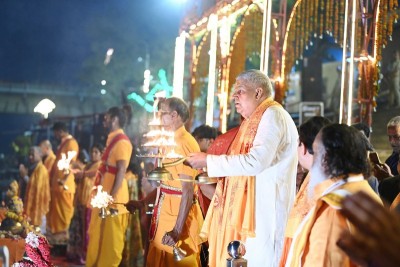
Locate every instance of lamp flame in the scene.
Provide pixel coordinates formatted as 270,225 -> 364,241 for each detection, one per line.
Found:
90,185 -> 114,208
57,151 -> 77,172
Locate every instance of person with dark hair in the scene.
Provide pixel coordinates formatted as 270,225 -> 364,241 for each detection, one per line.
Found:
351,123 -> 380,194
285,124 -> 382,266
351,122 -> 371,138
126,97 -> 204,267
279,116 -> 331,266
378,116 -> 400,206
67,143 -> 103,264
52,121 -> 68,133
384,116 -> 400,176
86,107 -> 133,267
192,124 -> 218,153
191,124 -> 220,266
187,70 -> 298,267
47,121 -> 79,246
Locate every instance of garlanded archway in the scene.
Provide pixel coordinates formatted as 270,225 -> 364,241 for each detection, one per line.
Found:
280,0 -> 398,124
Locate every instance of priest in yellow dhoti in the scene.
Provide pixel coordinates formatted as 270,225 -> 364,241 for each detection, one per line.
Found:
285,124 -> 382,267
187,70 -> 298,267
126,97 -> 204,267
47,122 -> 79,245
20,146 -> 50,228
279,116 -> 331,267
86,106 -> 132,267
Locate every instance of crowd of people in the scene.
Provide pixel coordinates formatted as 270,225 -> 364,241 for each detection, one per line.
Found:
3,69 -> 400,267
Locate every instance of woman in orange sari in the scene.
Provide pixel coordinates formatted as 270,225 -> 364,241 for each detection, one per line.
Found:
67,143 -> 103,264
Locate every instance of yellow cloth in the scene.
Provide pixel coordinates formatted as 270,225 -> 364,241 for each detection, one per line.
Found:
76,161 -> 101,206
279,173 -> 313,267
201,98 -> 279,267
24,161 -> 50,226
86,212 -> 129,267
99,129 -> 132,214
47,135 -> 79,234
86,129 -> 132,267
146,126 -> 204,267
286,178 -> 382,267
43,150 -> 56,175
120,170 -> 143,267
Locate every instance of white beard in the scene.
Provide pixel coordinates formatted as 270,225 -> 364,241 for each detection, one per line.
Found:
308,164 -> 328,200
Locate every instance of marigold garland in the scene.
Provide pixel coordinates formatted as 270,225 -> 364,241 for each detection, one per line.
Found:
281,0 -> 397,118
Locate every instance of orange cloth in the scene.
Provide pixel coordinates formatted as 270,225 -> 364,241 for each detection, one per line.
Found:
43,150 -> 56,175
146,126 -> 204,267
24,161 -> 50,226
279,173 -> 313,267
286,177 -> 382,267
197,126 -> 240,216
0,238 -> 25,264
86,129 -> 132,267
0,207 -> 6,222
201,98 -> 279,267
47,135 -> 79,234
76,161 -> 101,206
98,129 -> 131,214
391,192 -> 400,210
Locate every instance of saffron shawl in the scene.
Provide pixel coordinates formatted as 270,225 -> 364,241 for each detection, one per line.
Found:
200,97 -> 279,266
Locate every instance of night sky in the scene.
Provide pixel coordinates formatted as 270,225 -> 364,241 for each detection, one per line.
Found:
0,0 -> 183,86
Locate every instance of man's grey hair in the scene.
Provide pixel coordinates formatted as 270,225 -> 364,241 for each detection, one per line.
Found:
40,140 -> 52,150
387,116 -> 400,128
31,146 -> 43,157
236,69 -> 273,97
161,97 -> 190,123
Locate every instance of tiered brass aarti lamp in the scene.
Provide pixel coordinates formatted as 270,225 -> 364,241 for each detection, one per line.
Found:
138,109 -> 186,182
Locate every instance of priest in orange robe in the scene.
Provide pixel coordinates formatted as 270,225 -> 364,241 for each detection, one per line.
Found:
20,146 -> 50,228
40,139 -> 56,175
279,116 -> 331,266
285,124 -> 382,267
47,122 -> 79,244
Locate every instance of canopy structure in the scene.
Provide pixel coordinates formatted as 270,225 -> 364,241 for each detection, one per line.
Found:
174,0 -> 398,130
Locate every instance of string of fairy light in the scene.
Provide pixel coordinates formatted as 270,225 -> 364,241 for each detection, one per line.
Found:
174,0 -> 398,129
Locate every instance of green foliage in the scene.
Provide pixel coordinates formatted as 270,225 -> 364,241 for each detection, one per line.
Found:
11,135 -> 31,158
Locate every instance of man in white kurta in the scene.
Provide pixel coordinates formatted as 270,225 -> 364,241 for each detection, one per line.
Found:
188,69 -> 298,267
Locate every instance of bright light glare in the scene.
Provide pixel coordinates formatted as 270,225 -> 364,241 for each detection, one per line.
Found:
104,48 -> 114,65
100,89 -> 107,95
143,69 -> 151,93
34,98 -> 56,118
172,0 -> 187,3
106,48 -> 114,56
101,80 -> 107,85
